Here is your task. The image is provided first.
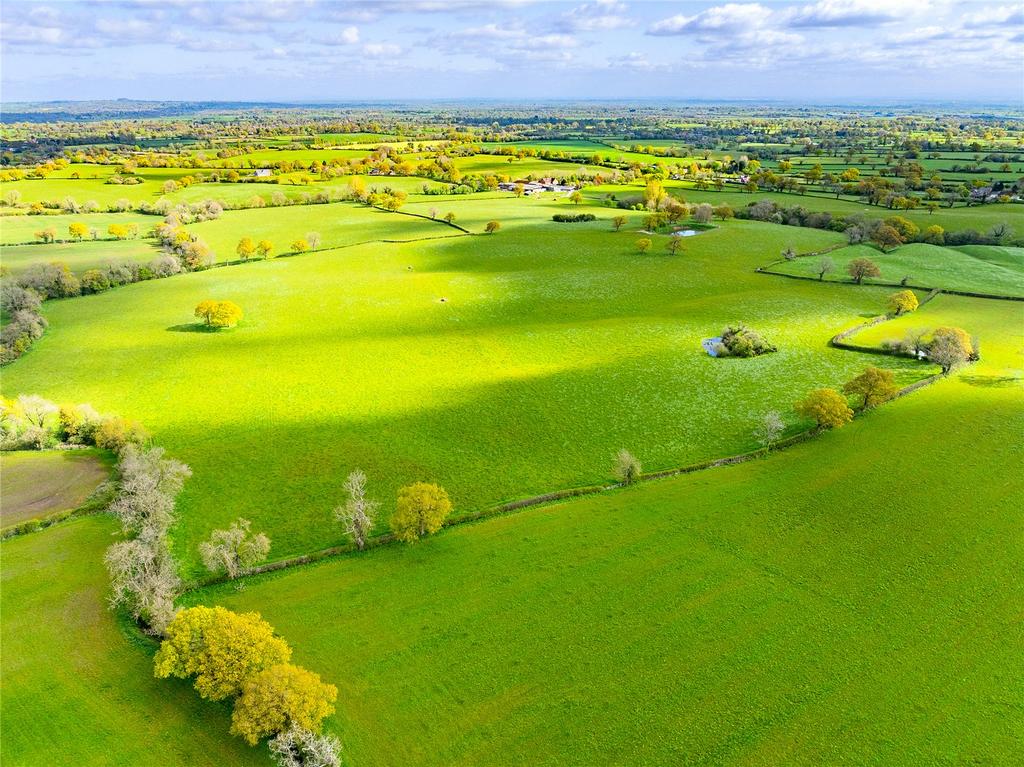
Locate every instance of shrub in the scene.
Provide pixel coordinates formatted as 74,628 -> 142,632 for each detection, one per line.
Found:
717,324 -> 776,358
199,518 -> 271,579
1,283 -> 42,314
635,238 -> 652,254
80,269 -> 112,294
551,213 -> 596,223
17,261 -> 81,299
613,449 -> 642,484
391,482 -> 452,543
94,416 -> 150,453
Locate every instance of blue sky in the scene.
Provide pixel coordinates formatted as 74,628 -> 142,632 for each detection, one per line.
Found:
2,0 -> 1022,104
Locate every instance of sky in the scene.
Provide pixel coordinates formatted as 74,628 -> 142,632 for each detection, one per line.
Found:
1,0 -> 1022,104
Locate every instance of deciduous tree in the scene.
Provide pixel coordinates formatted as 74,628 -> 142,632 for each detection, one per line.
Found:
795,388 -> 853,429
154,606 -> 292,701
195,299 -> 243,328
753,410 -> 785,449
199,518 -> 271,578
236,237 -> 256,261
635,238 -> 651,254
484,220 -> 501,234
391,482 -> 452,543
843,366 -> 898,409
613,449 -> 642,484
334,469 -> 379,551
231,664 -> 338,746
848,257 -> 881,284
887,289 -> 918,316
929,326 -> 973,374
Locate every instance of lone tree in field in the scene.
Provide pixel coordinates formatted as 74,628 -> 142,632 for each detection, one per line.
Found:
391,482 -> 452,543
236,237 -> 256,261
887,289 -> 918,316
665,237 -> 683,256
569,191 -> 583,205
847,257 -> 881,284
753,410 -> 785,449
843,366 -> 899,409
154,605 -> 292,701
817,256 -> 835,281
231,663 -> 338,746
334,469 -> 379,551
612,215 -> 627,231
795,388 -> 853,429
484,220 -> 501,234
635,238 -> 652,254
195,299 -> 243,328
929,326 -> 974,374
199,518 -> 271,579
443,212 -> 456,224
871,224 -> 902,252
782,246 -> 797,261
257,239 -> 273,259
68,222 -> 89,241
613,449 -> 642,484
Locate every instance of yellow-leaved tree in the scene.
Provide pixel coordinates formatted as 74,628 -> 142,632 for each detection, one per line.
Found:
230,663 -> 338,745
842,367 -> 899,409
236,237 -> 256,261
195,299 -> 243,328
154,606 -> 292,701
391,482 -> 452,543
887,290 -> 919,316
68,222 -> 89,240
795,388 -> 853,429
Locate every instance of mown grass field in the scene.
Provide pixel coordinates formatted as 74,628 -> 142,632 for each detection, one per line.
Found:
0,211 -> 927,572
0,449 -> 111,527
0,517 -> 258,766
190,367 -> 1024,767
770,243 -> 1024,296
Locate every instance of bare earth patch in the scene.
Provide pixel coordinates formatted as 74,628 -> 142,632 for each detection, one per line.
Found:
0,450 -> 111,527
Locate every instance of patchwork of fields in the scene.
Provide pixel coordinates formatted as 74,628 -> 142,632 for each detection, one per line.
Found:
2,120 -> 1023,767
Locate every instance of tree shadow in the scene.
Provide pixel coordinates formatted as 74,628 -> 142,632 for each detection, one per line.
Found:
959,374 -> 1023,389
166,323 -> 222,333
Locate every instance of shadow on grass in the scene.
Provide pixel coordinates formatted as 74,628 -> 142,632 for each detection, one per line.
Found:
960,374 -> 1023,388
166,323 -> 223,333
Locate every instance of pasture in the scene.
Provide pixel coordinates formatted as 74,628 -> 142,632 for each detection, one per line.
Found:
0,213 -> 927,572
0,238 -> 162,276
190,371 -> 1024,767
769,243 -> 1024,296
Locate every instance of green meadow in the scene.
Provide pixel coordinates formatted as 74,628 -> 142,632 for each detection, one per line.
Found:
190,372 -> 1024,767
0,449 -> 111,527
1,238 -> 162,276
770,243 -> 1024,296
0,211 -> 156,244
1,213 -> 928,572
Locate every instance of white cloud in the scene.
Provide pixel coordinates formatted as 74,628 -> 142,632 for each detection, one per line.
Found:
648,3 -> 772,35
362,42 -> 402,57
559,1 -> 634,32
786,0 -> 931,28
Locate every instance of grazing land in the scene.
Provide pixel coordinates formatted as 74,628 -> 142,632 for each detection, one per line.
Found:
1,99 -> 1022,767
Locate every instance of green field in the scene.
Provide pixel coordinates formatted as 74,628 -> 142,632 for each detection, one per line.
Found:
0,449 -> 111,527
0,238 -> 162,276
1,214 -> 930,573
0,517 -> 258,766
188,370 -> 1024,766
0,212 -> 157,245
770,243 -> 1024,296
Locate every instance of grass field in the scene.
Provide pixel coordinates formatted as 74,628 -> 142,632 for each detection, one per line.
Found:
769,243 -> 1024,296
188,369 -> 1024,767
0,214 -> 929,572
0,238 -> 162,276
0,449 -> 111,527
0,212 -> 157,245
0,516 -> 260,766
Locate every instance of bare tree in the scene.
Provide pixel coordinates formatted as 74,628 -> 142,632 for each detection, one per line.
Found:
269,728 -> 341,767
613,449 -> 642,484
817,257 -> 835,281
305,231 -> 322,249
199,518 -> 271,579
334,469 -> 379,550
753,410 -> 785,449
